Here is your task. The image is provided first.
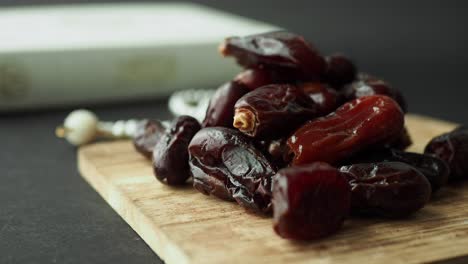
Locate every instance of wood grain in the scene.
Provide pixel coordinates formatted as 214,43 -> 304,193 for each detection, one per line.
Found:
78,114 -> 468,264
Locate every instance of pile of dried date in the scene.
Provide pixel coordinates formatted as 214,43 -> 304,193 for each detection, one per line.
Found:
133,31 -> 468,240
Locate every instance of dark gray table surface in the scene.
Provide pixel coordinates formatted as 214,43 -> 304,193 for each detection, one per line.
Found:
1,1 -> 468,263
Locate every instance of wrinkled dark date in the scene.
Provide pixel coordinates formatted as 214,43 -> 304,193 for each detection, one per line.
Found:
386,150 -> 450,192
299,82 -> 343,115
288,95 -> 405,165
425,126 -> 468,181
323,54 -> 357,88
188,127 -> 276,213
133,119 -> 168,159
344,148 -> 449,192
220,31 -> 326,81
273,162 -> 351,240
342,73 -> 407,112
233,84 -> 320,139
202,81 -> 250,128
153,116 -> 201,185
340,162 -> 431,218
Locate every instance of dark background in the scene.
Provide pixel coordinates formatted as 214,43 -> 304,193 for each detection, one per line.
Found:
1,1 -> 467,263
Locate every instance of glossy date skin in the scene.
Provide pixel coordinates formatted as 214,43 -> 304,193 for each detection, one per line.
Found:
342,73 -> 408,112
425,126 -> 468,181
299,82 -> 343,115
323,54 -> 357,88
133,119 -> 168,159
188,127 -> 276,213
220,31 -> 326,81
287,95 -> 405,165
202,81 -> 250,128
233,84 -> 320,139
340,162 -> 431,218
344,148 -> 449,192
273,162 -> 351,240
153,116 -> 201,185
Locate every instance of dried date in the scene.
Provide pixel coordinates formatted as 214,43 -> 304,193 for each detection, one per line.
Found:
287,95 -> 404,165
299,82 -> 343,115
233,84 -> 320,139
342,73 -> 407,112
386,150 -> 450,192
323,54 -> 357,88
153,116 -> 201,185
202,81 -> 250,128
272,162 -> 351,240
234,68 -> 275,90
133,119 -> 168,158
424,126 -> 468,181
344,148 -> 449,192
220,31 -> 326,81
234,67 -> 298,90
188,127 -> 276,213
386,126 -> 413,150
255,138 -> 289,168
340,162 -> 431,217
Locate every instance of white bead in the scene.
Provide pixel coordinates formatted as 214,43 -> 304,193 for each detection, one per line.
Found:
124,120 -> 139,137
63,109 -> 98,146
112,120 -> 126,137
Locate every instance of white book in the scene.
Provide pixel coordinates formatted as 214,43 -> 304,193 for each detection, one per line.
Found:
0,3 -> 278,111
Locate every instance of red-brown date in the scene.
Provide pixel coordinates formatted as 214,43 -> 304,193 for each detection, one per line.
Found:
188,127 -> 276,213
153,116 -> 201,185
287,95 -> 405,165
342,73 -> 407,112
233,84 -> 320,139
340,162 -> 431,217
273,162 -> 351,240
425,126 -> 468,181
133,119 -> 167,159
202,81 -> 250,128
220,31 -> 326,81
323,54 -> 357,88
299,82 -> 343,115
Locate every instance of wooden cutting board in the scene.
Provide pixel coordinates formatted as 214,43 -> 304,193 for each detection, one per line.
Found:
78,114 -> 468,264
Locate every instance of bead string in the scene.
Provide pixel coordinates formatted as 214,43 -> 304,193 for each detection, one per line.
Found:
56,89 -> 215,146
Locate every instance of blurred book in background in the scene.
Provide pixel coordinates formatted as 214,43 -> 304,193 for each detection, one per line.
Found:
0,2 -> 278,112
